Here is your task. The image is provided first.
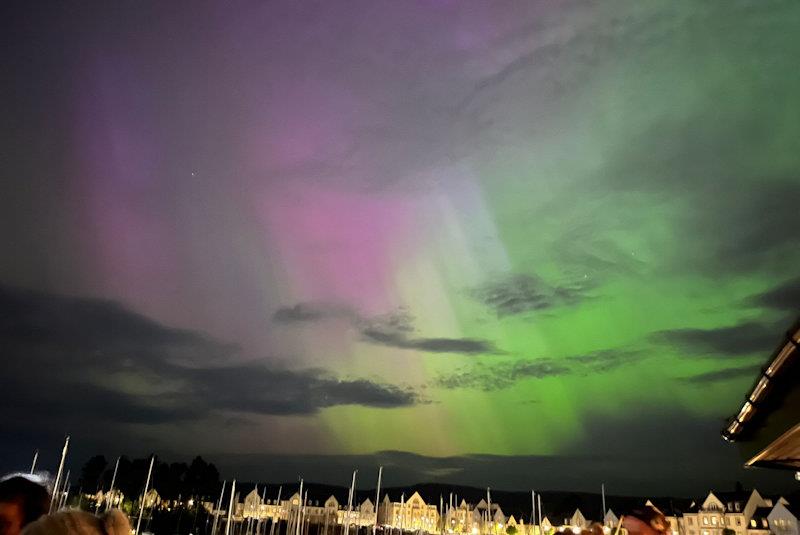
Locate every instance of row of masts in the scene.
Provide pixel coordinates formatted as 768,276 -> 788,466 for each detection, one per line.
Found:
29,436 -> 611,535
31,436 -> 155,534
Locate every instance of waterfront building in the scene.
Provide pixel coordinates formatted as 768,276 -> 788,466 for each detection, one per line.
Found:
205,484 -> 794,535
570,509 -> 587,530
338,497 -> 376,527
379,492 -> 439,531
540,516 -> 552,535
768,502 -> 800,535
604,510 -> 619,528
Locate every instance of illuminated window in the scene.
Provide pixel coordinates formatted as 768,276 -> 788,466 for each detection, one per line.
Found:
750,520 -> 757,528
703,518 -> 709,526
712,518 -> 717,526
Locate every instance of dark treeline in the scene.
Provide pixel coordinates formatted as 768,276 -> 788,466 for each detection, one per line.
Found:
79,454 -> 221,501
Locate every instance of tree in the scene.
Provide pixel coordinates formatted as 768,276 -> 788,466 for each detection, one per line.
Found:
185,456 -> 220,499
80,455 -> 108,493
153,461 -> 188,500
507,526 -> 518,535
116,456 -> 153,501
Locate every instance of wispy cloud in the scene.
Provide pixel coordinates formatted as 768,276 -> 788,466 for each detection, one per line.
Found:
435,349 -> 642,391
652,321 -> 779,357
471,274 -> 592,317
274,302 -> 498,355
360,328 -> 496,355
679,364 -> 758,384
747,277 -> 800,313
272,302 -> 356,324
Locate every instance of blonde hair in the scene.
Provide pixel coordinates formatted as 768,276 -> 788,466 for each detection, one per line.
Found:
21,509 -> 131,535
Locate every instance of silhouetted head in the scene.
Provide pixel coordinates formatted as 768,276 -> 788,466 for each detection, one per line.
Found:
0,475 -> 50,535
622,507 -> 669,535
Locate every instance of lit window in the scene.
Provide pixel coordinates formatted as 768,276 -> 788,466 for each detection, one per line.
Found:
703,518 -> 709,526
750,520 -> 757,528
712,518 -> 717,526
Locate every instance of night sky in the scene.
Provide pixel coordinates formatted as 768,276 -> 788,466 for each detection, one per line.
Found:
2,1 -> 799,496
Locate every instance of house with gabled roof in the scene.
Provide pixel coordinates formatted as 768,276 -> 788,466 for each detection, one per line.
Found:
768,501 -> 799,535
570,509 -> 587,529
604,510 -> 619,528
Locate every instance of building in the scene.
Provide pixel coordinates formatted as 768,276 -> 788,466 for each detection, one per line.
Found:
211,485 -> 793,535
768,502 -> 800,535
337,497 -> 376,527
379,492 -> 439,532
604,510 -> 619,529
748,507 -> 772,535
670,490 -> 783,535
570,509 -> 587,530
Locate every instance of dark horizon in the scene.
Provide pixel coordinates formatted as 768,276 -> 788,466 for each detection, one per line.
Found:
4,442 -> 798,498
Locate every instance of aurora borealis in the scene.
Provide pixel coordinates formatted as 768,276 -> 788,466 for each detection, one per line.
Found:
2,0 -> 799,495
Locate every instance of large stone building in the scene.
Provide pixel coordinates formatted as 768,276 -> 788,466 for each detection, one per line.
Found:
378,492 -> 440,532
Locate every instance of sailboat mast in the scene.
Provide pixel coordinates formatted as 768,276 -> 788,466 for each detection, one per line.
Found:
106,457 -> 120,512
601,484 -> 606,521
225,479 -> 237,535
373,466 -> 383,535
50,436 -> 70,513
537,494 -> 542,535
295,479 -> 304,535
135,455 -> 155,535
344,471 -> 356,535
30,450 -> 38,474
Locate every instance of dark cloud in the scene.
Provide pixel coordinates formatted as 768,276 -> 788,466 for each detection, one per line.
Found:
434,349 -> 640,392
679,365 -> 759,384
471,274 -> 591,317
748,277 -> 800,313
0,284 -> 233,363
435,359 -> 569,391
567,349 -> 644,373
361,328 -> 495,355
179,365 -> 418,416
653,321 -> 780,357
275,301 -> 497,355
272,303 -> 355,324
0,285 -> 421,432
702,180 -> 800,273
